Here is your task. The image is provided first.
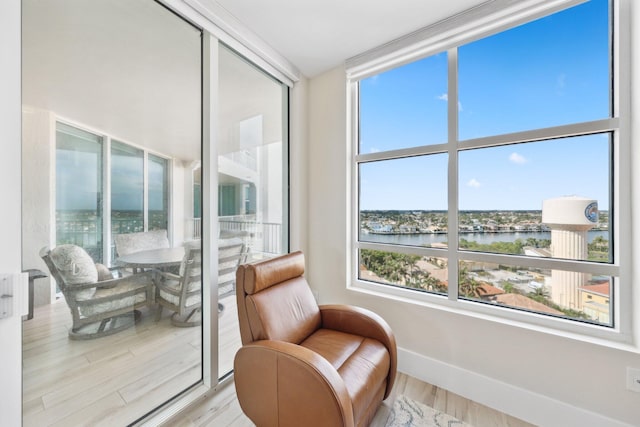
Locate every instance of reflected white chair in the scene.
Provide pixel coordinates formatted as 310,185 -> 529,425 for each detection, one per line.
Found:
40,245 -> 152,339
154,244 -> 202,327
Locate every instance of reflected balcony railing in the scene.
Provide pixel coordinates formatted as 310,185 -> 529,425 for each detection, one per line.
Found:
218,216 -> 282,256
57,215 -> 282,265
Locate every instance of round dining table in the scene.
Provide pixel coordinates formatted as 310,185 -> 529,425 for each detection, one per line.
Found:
116,247 -> 185,270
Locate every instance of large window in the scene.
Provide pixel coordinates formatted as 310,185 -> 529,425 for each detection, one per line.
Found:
56,123 -> 172,264
353,0 -> 623,333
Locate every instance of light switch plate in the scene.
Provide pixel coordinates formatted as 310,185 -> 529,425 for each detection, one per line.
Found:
627,367 -> 640,392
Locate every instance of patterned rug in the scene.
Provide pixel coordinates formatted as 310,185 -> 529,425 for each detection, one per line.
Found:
385,395 -> 473,427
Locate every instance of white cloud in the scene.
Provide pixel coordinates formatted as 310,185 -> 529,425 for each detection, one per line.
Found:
557,73 -> 566,89
467,178 -> 481,188
370,147 -> 381,153
436,93 -> 462,111
509,152 -> 527,164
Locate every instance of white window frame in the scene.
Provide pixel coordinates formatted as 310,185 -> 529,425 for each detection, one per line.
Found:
348,0 -> 632,346
54,118 -> 174,267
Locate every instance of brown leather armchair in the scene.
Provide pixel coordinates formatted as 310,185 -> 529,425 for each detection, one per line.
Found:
234,251 -> 397,427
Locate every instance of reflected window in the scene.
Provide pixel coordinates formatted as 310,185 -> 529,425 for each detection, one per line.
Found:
56,122 -> 104,262
149,154 -> 169,231
111,141 -> 144,240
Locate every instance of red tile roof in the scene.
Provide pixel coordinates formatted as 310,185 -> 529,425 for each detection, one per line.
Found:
579,283 -> 610,297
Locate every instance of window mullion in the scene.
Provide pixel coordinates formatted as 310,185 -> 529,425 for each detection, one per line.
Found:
447,47 -> 459,301
143,152 -> 149,231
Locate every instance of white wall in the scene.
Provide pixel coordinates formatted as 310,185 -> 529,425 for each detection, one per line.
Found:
289,77 -> 309,255
22,107 -> 56,306
0,1 -> 24,425
306,20 -> 640,427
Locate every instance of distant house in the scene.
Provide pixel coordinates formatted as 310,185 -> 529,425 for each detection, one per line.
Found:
580,282 -> 610,324
494,294 -> 564,316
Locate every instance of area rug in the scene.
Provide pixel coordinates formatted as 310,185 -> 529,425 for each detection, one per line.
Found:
385,395 -> 473,427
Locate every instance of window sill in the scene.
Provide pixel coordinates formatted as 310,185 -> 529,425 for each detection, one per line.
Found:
349,278 -> 639,354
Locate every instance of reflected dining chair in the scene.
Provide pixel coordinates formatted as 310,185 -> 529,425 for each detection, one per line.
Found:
217,238 -> 248,313
114,229 -> 170,273
154,244 -> 202,327
40,244 -> 153,339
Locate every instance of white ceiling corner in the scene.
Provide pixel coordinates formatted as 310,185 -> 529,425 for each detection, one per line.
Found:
212,0 -> 490,78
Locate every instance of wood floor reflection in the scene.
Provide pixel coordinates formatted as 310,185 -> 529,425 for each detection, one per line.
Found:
22,294 -> 241,427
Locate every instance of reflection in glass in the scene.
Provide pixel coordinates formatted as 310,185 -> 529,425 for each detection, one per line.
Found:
359,249 -> 447,296
458,0 -> 610,139
56,122 -> 104,262
359,53 -> 448,154
22,0 -> 202,425
149,154 -> 169,231
217,44 -> 289,379
458,260 -> 612,326
458,134 -> 611,262
111,141 -> 144,253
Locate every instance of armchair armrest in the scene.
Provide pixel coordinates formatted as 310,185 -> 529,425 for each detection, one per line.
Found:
320,304 -> 397,399
67,271 -> 153,293
155,270 -> 181,281
234,340 -> 355,427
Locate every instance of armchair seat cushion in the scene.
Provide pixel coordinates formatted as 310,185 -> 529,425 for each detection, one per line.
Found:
300,329 -> 390,423
158,279 -> 201,308
78,281 -> 147,318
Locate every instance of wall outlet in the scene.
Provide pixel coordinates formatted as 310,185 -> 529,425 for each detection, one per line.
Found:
626,367 -> 640,392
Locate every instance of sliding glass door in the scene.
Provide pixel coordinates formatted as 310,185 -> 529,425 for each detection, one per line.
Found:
23,0 -> 291,424
22,1 -> 202,425
217,45 -> 289,378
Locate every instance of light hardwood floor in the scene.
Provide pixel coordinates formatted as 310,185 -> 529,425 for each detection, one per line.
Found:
22,294 -> 241,427
171,372 -> 535,427
24,298 -> 533,427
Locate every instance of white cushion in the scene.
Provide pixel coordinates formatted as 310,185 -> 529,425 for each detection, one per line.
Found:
159,278 -> 201,308
80,281 -> 147,317
49,245 -> 97,300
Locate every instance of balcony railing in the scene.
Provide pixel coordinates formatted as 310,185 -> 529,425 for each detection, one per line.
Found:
219,217 -> 282,256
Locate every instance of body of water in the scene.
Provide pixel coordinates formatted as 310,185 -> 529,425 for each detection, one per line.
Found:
361,230 -> 609,246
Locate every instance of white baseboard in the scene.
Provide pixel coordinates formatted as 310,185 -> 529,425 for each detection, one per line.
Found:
398,347 -> 631,427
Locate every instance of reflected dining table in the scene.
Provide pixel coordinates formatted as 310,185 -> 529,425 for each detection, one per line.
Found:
116,247 -> 185,271
116,245 -> 226,314
117,247 -> 185,307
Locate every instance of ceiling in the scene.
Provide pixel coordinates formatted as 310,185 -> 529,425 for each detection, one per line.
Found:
22,0 -> 490,161
213,0 -> 490,78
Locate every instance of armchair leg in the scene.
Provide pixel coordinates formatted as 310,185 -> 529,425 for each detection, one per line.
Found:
170,308 -> 201,327
68,311 -> 142,340
155,305 -> 163,322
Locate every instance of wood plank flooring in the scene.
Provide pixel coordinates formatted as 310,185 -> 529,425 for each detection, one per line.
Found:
172,372 -> 535,427
24,297 -> 533,427
22,294 -> 241,427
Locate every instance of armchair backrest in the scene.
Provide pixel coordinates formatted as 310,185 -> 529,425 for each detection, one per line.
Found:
40,245 -> 98,300
218,238 -> 247,297
235,251 -> 321,345
114,229 -> 170,257
178,244 -> 202,300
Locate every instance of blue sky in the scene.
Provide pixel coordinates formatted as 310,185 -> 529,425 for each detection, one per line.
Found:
57,148 -> 166,211
359,0 -> 610,211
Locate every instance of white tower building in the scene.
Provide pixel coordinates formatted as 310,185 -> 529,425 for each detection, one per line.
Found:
542,196 -> 598,310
